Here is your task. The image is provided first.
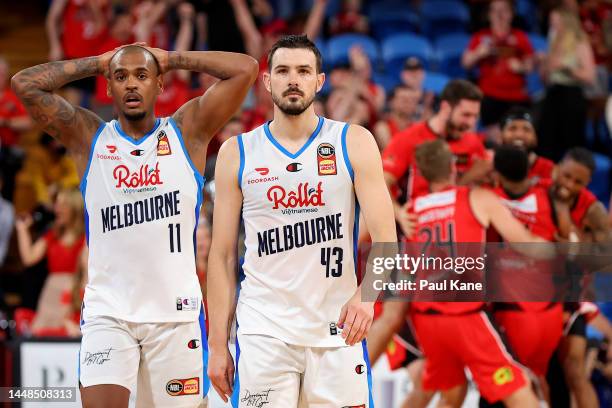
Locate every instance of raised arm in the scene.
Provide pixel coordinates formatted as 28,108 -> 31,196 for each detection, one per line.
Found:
337,125 -> 397,346
304,0 -> 328,40
10,55 -> 109,175
206,137 -> 242,403
156,49 -> 257,172
229,0 -> 263,59
46,0 -> 68,61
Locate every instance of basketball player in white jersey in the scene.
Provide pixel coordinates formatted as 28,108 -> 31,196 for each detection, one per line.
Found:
12,44 -> 257,407
207,35 -> 397,407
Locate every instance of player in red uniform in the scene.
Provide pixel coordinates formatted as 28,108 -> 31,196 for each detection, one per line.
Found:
499,107 -> 555,183
382,80 -> 488,239
373,140 -> 549,407
548,147 -> 611,408
488,146 -> 564,404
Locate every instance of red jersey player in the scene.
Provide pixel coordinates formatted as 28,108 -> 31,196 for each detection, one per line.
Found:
382,80 -> 489,239
488,146 -> 564,404
499,107 -> 555,184
407,140 -> 548,407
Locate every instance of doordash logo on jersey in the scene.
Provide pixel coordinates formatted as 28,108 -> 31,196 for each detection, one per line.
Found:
267,182 -> 325,214
113,162 -> 164,193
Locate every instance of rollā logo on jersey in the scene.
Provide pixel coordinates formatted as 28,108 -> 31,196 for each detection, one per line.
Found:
317,143 -> 337,176
156,131 -> 172,156
266,182 -> 325,214
113,162 -> 163,193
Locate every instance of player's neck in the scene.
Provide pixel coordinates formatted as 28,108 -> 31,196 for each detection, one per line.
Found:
427,114 -> 447,138
117,114 -> 158,140
430,180 -> 453,193
269,107 -> 320,142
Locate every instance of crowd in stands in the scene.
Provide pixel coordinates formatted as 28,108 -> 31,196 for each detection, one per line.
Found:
1,0 -> 612,403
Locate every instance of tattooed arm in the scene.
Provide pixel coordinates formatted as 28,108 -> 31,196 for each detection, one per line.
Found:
583,201 -> 612,243
147,48 -> 258,174
10,54 -> 111,175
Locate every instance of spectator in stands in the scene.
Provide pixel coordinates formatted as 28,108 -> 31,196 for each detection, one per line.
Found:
13,134 -> 79,212
462,0 -> 534,143
93,5 -> 135,120
537,7 -> 596,163
329,0 -> 369,35
155,2 -> 196,117
400,57 -> 435,122
15,188 -> 86,335
230,0 -> 327,71
46,0 -> 110,106
0,56 -> 31,201
326,45 -> 385,126
373,84 -> 421,150
0,169 -> 14,268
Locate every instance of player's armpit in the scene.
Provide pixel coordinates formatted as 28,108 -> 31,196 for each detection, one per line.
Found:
170,51 -> 258,172
345,124 -> 397,244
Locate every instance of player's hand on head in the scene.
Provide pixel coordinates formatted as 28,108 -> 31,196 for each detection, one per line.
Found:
207,345 -> 235,402
338,290 -> 374,346
143,46 -> 170,74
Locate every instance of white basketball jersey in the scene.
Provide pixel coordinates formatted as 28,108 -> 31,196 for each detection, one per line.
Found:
81,117 -> 203,323
237,117 -> 358,347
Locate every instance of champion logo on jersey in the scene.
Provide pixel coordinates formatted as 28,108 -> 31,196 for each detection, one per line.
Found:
130,149 -> 144,156
286,163 -> 302,172
157,131 -> 172,156
317,143 -> 337,176
266,182 -> 325,210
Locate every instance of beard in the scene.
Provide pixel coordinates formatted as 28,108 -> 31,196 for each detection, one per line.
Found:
445,118 -> 470,139
271,87 -> 315,116
123,110 -> 147,121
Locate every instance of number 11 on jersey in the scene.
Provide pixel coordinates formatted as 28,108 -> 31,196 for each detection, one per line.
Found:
168,223 -> 181,253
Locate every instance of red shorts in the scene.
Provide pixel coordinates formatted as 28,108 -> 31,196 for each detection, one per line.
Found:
494,304 -> 563,376
412,311 -> 527,403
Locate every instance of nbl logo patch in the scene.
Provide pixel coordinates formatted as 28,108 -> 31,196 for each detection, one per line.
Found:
317,143 -> 337,176
166,378 -> 199,396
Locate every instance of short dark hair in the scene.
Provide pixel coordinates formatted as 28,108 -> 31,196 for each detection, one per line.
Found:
388,84 -> 413,101
110,45 -> 161,76
267,34 -> 322,73
563,147 -> 596,175
415,139 -> 453,183
494,145 -> 529,182
440,79 -> 483,106
500,106 -> 534,129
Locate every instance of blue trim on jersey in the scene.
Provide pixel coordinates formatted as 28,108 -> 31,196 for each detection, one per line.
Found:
79,122 -> 106,196
169,117 -> 206,182
361,340 -> 375,408
230,335 -> 241,408
237,134 -> 245,189
341,122 -> 354,181
263,116 -> 324,159
113,117 -> 161,145
353,201 -> 360,274
80,122 -> 105,246
168,116 -> 206,255
199,305 -> 211,398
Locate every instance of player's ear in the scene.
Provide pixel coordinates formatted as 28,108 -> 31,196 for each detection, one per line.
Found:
157,75 -> 164,95
316,72 -> 325,93
106,80 -> 112,98
262,71 -> 271,93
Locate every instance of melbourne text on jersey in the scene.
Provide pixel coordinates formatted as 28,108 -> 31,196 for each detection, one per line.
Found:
257,213 -> 344,257
101,190 -> 181,233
